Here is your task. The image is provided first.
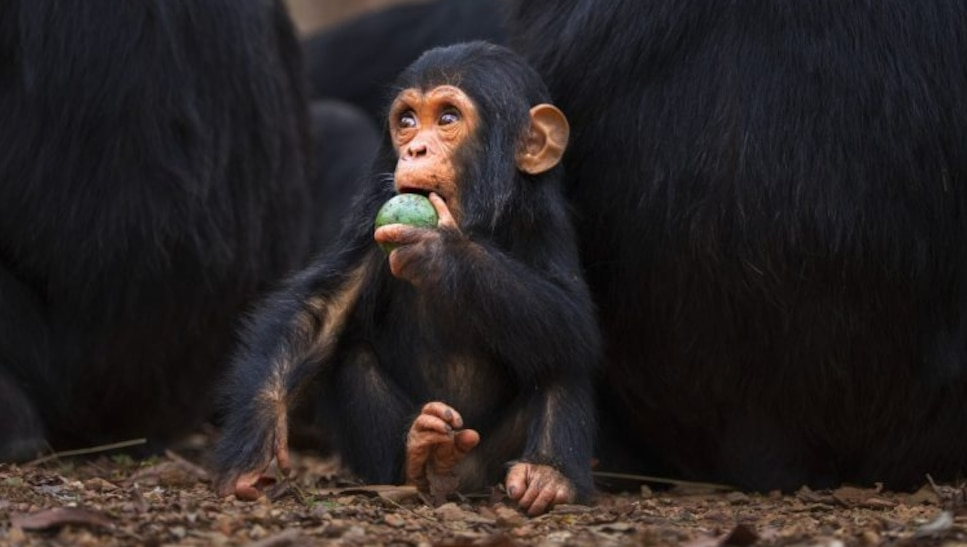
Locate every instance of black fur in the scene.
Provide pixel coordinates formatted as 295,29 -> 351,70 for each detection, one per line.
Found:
214,41 -> 599,500
511,0 -> 967,491
306,99 -> 381,254
0,0 -> 315,459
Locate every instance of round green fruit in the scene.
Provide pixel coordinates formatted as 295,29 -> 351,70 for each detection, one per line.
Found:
374,193 -> 438,252
374,193 -> 438,228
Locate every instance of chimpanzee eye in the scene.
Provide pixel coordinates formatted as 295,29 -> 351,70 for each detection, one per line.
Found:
439,109 -> 461,125
398,111 -> 417,129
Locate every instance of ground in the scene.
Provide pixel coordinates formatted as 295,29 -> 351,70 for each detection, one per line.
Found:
1,432 -> 966,547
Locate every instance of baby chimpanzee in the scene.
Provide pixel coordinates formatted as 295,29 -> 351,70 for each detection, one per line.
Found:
213,41 -> 599,516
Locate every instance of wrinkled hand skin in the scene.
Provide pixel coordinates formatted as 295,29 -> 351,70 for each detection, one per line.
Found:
405,402 -> 480,502
374,193 -> 460,287
505,462 -> 577,516
215,437 -> 291,501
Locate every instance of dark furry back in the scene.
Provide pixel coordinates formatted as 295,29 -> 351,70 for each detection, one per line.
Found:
0,0 -> 311,451
511,0 -> 967,490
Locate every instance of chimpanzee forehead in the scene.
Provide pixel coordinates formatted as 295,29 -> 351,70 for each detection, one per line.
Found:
422,85 -> 473,103
396,42 -> 553,116
392,85 -> 478,112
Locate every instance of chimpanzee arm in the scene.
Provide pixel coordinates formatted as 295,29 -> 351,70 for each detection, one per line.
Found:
388,222 -> 600,383
514,371 -> 597,503
212,190 -> 387,498
212,254 -> 372,497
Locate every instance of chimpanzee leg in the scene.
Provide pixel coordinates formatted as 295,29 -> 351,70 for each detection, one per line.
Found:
324,344 -> 413,484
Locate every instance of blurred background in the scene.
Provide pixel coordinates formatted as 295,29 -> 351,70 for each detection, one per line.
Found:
284,0 -> 430,36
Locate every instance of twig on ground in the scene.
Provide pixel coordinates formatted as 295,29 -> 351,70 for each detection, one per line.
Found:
593,471 -> 733,492
24,438 -> 148,467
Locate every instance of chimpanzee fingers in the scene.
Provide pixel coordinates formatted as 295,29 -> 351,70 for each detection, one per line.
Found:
419,401 -> 465,428
406,404 -> 477,485
373,224 -> 403,247
405,441 -> 441,484
520,483 -> 573,516
453,428 -> 480,454
406,408 -> 463,471
504,463 -> 528,501
232,470 -> 268,501
214,429 -> 289,501
217,444 -> 291,501
505,463 -> 576,516
428,192 -> 458,229
409,413 -> 455,438
214,466 -> 270,500
405,430 -> 463,484
408,429 -> 458,450
374,224 -> 435,248
422,428 -> 481,478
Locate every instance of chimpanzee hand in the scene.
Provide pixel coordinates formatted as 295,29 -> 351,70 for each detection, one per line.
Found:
505,462 -> 576,516
214,422 -> 291,501
405,401 -> 480,502
373,193 -> 464,288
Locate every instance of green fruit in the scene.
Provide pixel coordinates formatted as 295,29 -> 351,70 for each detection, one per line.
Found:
374,193 -> 438,252
374,193 -> 438,228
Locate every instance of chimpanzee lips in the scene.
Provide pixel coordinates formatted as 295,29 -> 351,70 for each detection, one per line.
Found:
397,186 -> 430,197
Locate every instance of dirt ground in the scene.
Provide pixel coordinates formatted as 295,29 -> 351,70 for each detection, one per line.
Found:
2,432 -> 966,547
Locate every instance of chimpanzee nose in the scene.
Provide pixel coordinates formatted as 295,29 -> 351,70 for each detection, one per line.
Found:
405,142 -> 428,159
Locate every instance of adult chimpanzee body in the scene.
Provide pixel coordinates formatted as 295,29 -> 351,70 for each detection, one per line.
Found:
511,1 -> 967,491
214,41 -> 599,516
0,0 -> 322,459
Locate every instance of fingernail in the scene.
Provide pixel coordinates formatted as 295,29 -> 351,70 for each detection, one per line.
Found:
507,486 -> 516,497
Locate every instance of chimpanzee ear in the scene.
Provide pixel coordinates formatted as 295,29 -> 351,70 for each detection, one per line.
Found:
516,103 -> 570,175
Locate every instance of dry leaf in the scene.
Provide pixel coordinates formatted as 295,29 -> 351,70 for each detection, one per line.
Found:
832,485 -> 879,507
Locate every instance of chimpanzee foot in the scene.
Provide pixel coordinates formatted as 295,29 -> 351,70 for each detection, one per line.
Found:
505,462 -> 576,516
405,401 -> 480,502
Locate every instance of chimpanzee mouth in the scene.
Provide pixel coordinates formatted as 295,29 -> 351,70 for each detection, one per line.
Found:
394,178 -> 450,204
397,186 -> 436,199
